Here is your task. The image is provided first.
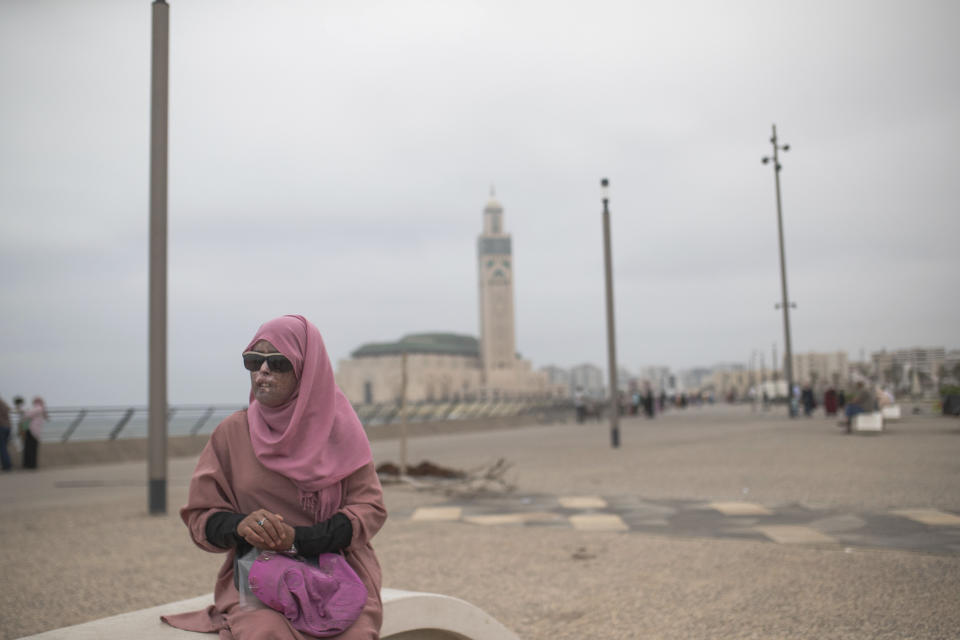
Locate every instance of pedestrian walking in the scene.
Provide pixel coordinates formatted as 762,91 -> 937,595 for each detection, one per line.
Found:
12,396 -> 25,460
21,397 -> 47,469
823,387 -> 837,416
573,387 -> 586,424
801,384 -> 816,417
0,395 -> 12,471
643,384 -> 655,418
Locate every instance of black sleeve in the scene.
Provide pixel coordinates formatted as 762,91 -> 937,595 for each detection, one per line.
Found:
294,513 -> 353,557
205,511 -> 247,550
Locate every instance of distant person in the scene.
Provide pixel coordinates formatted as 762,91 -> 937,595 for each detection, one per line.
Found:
823,387 -> 838,417
574,387 -> 586,423
12,396 -> 25,461
877,386 -> 895,408
162,315 -> 386,639
791,384 -> 802,416
0,395 -> 12,471
21,397 -> 47,469
801,384 -> 816,417
643,384 -> 655,418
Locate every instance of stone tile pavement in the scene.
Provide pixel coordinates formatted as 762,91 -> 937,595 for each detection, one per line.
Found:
403,493 -> 960,554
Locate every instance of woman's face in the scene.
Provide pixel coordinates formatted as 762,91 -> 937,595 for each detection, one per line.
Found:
248,339 -> 299,407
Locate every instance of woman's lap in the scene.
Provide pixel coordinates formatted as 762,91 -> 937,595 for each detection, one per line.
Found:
224,606 -> 300,640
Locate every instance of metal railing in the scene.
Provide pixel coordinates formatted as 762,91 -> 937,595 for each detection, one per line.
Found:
40,405 -> 246,443
39,398 -> 574,443
354,398 -> 572,426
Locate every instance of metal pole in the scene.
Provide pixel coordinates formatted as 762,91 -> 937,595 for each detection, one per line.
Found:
601,178 -> 620,448
399,351 -> 408,475
769,124 -> 796,417
148,0 -> 169,514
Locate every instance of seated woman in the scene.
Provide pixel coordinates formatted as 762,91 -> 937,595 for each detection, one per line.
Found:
842,381 -> 875,431
163,315 -> 386,639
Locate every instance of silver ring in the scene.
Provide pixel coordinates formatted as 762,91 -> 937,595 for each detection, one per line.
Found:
257,518 -> 266,527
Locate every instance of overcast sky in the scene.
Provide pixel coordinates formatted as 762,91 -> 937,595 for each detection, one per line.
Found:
2,0 -> 958,406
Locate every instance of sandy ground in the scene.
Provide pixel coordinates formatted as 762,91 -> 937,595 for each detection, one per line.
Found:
2,405 -> 959,639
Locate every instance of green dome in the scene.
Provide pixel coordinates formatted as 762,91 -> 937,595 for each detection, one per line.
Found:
351,332 -> 479,358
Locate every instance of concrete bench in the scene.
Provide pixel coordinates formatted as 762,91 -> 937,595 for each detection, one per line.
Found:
19,588 -> 520,640
853,411 -> 884,432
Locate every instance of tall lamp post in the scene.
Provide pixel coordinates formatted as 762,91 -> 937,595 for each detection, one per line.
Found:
148,0 -> 170,513
601,178 -> 620,448
762,124 -> 797,418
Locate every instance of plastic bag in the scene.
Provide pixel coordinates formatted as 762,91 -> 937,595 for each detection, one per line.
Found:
234,547 -> 268,610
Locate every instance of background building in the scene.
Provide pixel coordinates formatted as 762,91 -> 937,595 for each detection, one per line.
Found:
871,346 -> 947,391
636,366 -> 673,393
944,350 -> 960,384
705,366 -> 749,401
679,367 -> 713,393
569,363 -> 605,398
336,192 -> 552,404
336,333 -> 481,403
540,365 -> 571,391
790,351 -> 849,388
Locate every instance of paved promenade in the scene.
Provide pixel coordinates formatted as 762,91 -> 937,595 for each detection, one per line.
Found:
2,405 -> 959,639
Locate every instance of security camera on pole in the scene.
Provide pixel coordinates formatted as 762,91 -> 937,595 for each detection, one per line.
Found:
761,125 -> 798,418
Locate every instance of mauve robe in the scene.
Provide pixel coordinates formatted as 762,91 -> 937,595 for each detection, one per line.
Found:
162,410 -> 387,639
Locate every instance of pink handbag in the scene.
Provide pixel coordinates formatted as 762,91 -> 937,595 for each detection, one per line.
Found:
248,550 -> 367,637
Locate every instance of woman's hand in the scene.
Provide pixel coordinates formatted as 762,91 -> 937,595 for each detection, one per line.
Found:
237,509 -> 295,551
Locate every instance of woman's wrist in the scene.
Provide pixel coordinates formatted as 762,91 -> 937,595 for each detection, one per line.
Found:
293,513 -> 353,557
205,511 -> 247,549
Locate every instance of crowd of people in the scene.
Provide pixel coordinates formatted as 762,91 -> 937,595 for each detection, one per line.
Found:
0,395 -> 48,472
794,381 -> 893,413
571,379 -> 897,430
791,380 -> 898,431
573,385 -> 707,423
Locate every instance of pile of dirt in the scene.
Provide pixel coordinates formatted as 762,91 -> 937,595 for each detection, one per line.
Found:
376,460 -> 466,479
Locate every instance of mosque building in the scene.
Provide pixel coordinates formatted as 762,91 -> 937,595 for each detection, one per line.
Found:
335,191 -> 557,404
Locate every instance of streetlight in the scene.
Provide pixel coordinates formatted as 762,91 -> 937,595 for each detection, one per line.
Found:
600,178 -> 620,448
148,0 -> 170,513
761,124 -> 797,418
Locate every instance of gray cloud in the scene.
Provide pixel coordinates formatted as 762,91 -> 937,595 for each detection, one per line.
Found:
2,0 -> 958,405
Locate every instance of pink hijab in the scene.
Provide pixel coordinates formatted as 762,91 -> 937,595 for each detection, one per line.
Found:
245,315 -> 372,522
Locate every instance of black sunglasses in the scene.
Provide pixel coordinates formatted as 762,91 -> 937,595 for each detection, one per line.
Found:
242,351 -> 294,373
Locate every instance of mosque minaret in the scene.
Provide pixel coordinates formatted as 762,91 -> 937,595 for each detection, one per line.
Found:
336,189 -> 556,404
477,188 -> 517,384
